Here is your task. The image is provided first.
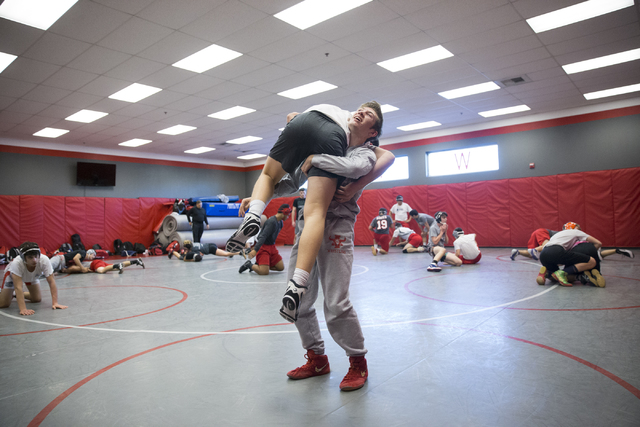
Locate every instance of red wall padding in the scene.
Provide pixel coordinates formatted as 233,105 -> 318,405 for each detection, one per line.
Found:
1,168 -> 638,251
0,197 -> 174,251
266,167 -> 640,248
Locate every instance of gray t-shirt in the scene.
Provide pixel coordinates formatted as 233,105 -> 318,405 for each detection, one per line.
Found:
415,213 -> 435,230
429,222 -> 445,248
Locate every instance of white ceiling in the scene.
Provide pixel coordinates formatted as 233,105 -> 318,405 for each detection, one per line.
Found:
1,0 -> 639,167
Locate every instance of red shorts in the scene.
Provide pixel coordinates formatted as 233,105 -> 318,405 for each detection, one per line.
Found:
374,234 -> 390,252
90,260 -> 108,271
255,244 -> 282,268
461,252 -> 482,264
528,229 -> 550,249
408,233 -> 422,248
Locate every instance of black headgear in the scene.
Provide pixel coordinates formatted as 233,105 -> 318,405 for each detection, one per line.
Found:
379,207 -> 387,215
435,211 -> 448,223
19,241 -> 41,262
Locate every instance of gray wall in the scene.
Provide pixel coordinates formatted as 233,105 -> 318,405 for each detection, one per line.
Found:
2,113 -> 639,197
0,152 -> 249,199
368,113 -> 640,189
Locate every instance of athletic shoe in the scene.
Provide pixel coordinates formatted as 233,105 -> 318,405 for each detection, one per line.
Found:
528,248 -> 539,260
416,246 -> 425,253
238,260 -> 252,274
114,263 -> 124,274
510,249 -> 518,261
577,273 -> 595,286
225,213 -> 261,252
340,356 -> 368,391
616,249 -> 634,259
372,246 -> 377,256
287,349 -> 330,380
597,248 -> 603,262
134,258 -> 145,269
551,270 -> 571,286
586,269 -> 606,287
280,279 -> 307,323
427,263 -> 441,272
168,252 -> 173,259
536,266 -> 547,286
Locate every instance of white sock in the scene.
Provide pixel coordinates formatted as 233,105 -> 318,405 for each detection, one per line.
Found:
374,244 -> 378,250
292,268 -> 310,287
248,200 -> 266,217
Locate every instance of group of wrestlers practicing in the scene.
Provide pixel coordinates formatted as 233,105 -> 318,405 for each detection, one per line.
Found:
1,100 -> 634,393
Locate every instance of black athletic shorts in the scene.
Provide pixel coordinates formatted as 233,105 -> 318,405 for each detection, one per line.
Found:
571,242 -> 600,271
540,245 -> 591,271
269,111 -> 347,179
201,243 -> 217,255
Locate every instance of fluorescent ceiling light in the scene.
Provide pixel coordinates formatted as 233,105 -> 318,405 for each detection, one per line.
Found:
157,125 -> 197,135
119,138 -> 152,147
380,104 -> 399,113
33,127 -> 69,138
109,83 -> 162,103
438,82 -> 501,100
275,0 -> 372,30
209,106 -> 256,120
226,136 -> 263,144
526,0 -> 634,33
562,48 -> 640,74
0,0 -> 79,30
238,153 -> 267,160
172,44 -> 242,73
377,45 -> 454,72
278,81 -> 337,99
584,83 -> 640,100
185,147 -> 215,154
479,105 -> 530,118
398,121 -> 441,131
0,52 -> 18,73
65,109 -> 108,123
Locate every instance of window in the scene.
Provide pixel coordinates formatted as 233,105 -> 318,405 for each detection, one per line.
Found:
374,155 -> 408,183
426,145 -> 499,177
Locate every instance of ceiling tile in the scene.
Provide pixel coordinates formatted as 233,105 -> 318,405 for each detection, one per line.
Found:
427,4 -> 522,43
405,0 -> 510,31
67,45 -> 131,75
138,0 -> 225,30
168,74 -> 225,95
180,0 -> 266,42
23,85 -> 72,104
22,32 -> 91,66
0,77 -> 37,98
0,19 -> 43,56
4,98 -> 50,114
41,67 -> 100,91
250,31 -> 327,63
93,0 -> 156,15
218,17 -> 297,53
98,16 -> 174,55
104,56 -> 167,81
49,1 -> 131,44
78,75 -> 133,97
138,31 -> 210,65
1,57 -> 61,84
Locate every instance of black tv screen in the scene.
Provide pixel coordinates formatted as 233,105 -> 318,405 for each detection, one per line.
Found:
76,162 -> 116,186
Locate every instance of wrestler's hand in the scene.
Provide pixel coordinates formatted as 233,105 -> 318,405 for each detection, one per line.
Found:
334,182 -> 358,203
52,303 -> 68,310
301,155 -> 314,174
239,198 -> 251,216
20,308 -> 35,316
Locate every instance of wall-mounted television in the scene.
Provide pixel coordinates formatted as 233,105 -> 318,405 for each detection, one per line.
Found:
76,162 -> 116,186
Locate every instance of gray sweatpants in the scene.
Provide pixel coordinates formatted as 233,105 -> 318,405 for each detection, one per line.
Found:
287,215 -> 367,357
